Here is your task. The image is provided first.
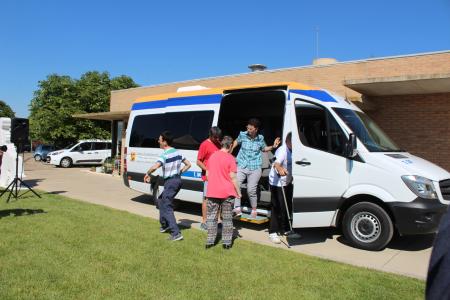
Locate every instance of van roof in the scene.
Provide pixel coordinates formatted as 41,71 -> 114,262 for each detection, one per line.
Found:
133,82 -> 320,104
78,139 -> 112,143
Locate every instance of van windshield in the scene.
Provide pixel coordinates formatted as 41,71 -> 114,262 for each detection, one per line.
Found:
333,108 -> 403,152
64,143 -> 76,150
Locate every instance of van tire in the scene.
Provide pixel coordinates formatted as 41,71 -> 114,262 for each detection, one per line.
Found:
60,157 -> 73,168
342,202 -> 394,251
34,154 -> 42,161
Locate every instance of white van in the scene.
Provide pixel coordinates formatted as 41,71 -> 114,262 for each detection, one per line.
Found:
49,139 -> 112,168
124,82 -> 450,250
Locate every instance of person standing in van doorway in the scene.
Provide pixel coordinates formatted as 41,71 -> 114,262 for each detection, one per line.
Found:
232,118 -> 281,219
205,136 -> 241,249
197,126 -> 222,231
144,131 -> 191,241
268,132 -> 296,244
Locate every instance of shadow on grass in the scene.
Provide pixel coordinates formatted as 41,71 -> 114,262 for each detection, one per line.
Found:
0,208 -> 46,219
43,191 -> 67,195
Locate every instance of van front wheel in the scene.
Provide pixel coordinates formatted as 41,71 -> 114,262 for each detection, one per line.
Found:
60,157 -> 73,168
342,202 -> 393,251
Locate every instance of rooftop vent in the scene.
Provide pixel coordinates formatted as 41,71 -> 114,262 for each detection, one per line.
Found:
248,64 -> 267,72
176,85 -> 209,92
312,58 -> 338,65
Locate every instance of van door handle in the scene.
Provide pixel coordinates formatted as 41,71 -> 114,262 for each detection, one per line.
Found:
296,160 -> 311,166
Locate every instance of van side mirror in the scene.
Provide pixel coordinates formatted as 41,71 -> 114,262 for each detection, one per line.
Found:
346,133 -> 358,159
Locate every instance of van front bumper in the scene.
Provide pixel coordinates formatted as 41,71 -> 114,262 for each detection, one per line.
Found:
49,157 -> 60,166
387,197 -> 448,235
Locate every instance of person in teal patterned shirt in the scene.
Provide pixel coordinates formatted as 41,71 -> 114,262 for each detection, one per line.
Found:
231,118 -> 280,219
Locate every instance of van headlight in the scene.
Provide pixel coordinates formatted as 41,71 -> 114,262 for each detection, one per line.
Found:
401,175 -> 437,199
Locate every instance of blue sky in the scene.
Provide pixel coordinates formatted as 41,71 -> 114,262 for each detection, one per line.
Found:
1,0 -> 449,117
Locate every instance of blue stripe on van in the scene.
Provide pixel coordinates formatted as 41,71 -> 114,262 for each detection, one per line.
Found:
181,171 -> 202,179
132,94 -> 222,110
290,90 -> 337,102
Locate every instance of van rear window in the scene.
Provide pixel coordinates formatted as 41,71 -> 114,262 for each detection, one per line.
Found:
129,111 -> 214,150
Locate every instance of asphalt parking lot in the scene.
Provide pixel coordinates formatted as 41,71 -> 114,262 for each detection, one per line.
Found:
22,155 -> 435,279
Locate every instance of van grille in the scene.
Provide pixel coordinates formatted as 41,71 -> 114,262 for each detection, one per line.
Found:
440,179 -> 450,201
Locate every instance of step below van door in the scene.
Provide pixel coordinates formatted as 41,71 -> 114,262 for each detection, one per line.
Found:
291,99 -> 350,228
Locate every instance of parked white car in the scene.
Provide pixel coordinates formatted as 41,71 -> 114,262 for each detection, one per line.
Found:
48,140 -> 112,168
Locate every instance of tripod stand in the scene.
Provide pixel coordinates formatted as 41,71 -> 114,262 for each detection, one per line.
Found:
0,144 -> 41,202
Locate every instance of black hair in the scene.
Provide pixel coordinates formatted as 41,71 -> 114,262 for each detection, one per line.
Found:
247,118 -> 261,129
0,145 -> 7,152
160,131 -> 174,146
286,132 -> 292,142
209,126 -> 222,139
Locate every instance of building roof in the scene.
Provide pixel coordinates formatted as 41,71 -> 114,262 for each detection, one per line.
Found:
344,73 -> 450,96
111,50 -> 450,95
72,111 -> 129,121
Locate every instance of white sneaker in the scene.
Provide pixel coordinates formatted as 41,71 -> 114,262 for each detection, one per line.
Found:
269,233 -> 281,244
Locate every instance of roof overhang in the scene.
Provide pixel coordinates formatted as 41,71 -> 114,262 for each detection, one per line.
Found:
344,73 -> 450,96
72,111 -> 130,121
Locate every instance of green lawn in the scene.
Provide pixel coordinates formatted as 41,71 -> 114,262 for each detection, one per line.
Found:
0,192 -> 424,299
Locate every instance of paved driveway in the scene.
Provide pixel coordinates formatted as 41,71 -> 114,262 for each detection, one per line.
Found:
22,156 -> 434,279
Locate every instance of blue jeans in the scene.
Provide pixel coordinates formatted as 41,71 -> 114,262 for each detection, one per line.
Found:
158,176 -> 182,236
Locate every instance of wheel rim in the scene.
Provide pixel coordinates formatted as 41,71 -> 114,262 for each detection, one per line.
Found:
350,211 -> 381,243
35,155 -> 41,161
61,159 -> 70,167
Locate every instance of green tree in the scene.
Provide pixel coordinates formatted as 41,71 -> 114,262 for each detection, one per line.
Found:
0,100 -> 15,118
29,72 -> 138,147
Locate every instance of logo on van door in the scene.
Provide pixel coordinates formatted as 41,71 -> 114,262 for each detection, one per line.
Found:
130,152 -> 136,161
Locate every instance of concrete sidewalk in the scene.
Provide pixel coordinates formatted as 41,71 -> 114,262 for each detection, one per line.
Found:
23,157 -> 433,279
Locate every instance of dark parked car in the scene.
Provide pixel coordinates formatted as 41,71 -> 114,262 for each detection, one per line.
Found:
33,144 -> 55,162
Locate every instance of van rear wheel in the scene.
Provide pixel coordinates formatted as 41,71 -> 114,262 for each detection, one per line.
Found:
342,202 -> 393,251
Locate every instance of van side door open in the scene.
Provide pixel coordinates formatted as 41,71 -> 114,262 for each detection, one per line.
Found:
291,99 -> 350,227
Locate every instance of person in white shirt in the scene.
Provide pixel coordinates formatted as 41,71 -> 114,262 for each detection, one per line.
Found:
268,132 -> 293,244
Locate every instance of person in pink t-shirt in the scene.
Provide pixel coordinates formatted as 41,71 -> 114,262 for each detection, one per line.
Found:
196,127 -> 221,230
205,136 -> 241,249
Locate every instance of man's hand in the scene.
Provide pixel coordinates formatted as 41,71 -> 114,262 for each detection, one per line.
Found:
273,137 -> 281,148
144,173 -> 151,183
278,167 -> 289,176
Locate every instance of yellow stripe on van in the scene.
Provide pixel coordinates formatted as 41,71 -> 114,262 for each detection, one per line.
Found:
132,81 -> 322,105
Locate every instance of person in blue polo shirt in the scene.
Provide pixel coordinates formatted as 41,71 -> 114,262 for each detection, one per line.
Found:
144,131 -> 191,241
231,118 -> 280,219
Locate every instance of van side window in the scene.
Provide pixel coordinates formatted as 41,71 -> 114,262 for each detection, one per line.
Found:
328,113 -> 348,156
295,101 -> 347,156
130,114 -> 165,148
77,142 -> 92,151
296,102 -> 328,151
129,111 -> 213,150
166,111 -> 214,150
93,142 -> 106,150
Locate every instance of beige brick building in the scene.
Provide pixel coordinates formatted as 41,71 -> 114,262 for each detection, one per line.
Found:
76,51 -> 450,171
